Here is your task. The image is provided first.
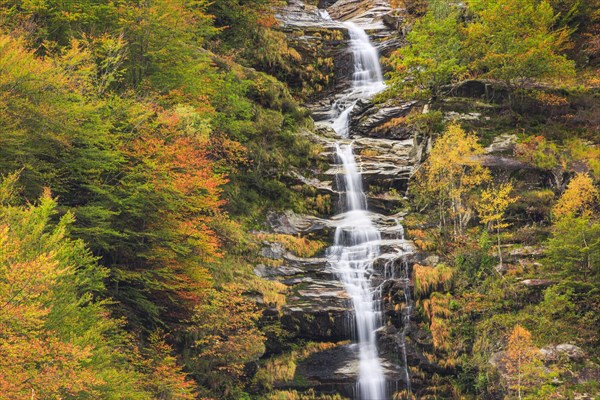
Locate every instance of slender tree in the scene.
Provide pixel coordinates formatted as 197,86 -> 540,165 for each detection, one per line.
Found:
477,183 -> 518,268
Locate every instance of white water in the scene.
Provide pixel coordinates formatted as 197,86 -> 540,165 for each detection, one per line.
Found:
330,22 -> 385,138
326,19 -> 388,400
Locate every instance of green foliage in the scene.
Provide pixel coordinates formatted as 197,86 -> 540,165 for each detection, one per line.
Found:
0,0 -> 318,396
465,0 -> 575,88
454,230 -> 498,285
545,215 -> 600,279
387,0 -> 577,99
387,6 -> 466,98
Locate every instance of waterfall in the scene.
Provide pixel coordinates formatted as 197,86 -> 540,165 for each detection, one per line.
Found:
346,22 -> 385,94
326,18 -> 389,400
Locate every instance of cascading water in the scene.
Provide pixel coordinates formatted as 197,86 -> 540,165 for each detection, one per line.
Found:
346,22 -> 385,95
329,145 -> 387,399
331,22 -> 386,138
325,17 -> 390,400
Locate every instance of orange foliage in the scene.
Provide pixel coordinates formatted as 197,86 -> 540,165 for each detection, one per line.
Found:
413,263 -> 454,298
0,193 -> 102,398
421,293 -> 452,351
503,325 -> 544,398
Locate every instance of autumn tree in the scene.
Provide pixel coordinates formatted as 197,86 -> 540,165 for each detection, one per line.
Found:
546,173 -> 600,280
136,331 -> 196,399
0,174 -> 147,398
552,173 -> 599,220
186,284 -> 265,397
477,183 -> 518,267
503,325 -> 544,399
415,123 -> 491,237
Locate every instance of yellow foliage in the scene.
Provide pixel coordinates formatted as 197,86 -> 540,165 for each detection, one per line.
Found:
259,258 -> 284,267
477,183 -> 518,229
246,277 -> 287,308
503,325 -> 545,398
418,123 -> 491,235
531,91 -> 569,107
552,173 -> 599,220
408,229 -> 435,251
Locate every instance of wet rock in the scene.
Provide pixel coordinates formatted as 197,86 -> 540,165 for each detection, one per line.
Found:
254,264 -> 304,279
377,325 -> 439,373
281,279 -> 353,340
323,136 -> 417,191
289,343 -> 409,397
275,0 -> 352,96
289,344 -> 358,395
350,99 -> 419,138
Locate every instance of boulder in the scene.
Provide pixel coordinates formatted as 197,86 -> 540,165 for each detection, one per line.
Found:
486,133 -> 518,154
267,210 -> 334,236
261,242 -> 286,259
520,279 -> 555,288
541,344 -> 586,362
327,0 -> 391,29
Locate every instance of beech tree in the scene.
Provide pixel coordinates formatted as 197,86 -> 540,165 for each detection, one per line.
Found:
0,176 -> 136,397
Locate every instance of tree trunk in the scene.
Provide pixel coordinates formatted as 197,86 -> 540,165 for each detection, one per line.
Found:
497,224 -> 503,267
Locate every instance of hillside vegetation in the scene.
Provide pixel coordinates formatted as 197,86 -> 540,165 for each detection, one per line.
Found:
0,0 -> 598,399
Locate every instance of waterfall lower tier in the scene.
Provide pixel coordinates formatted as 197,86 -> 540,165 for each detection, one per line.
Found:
329,143 -> 386,399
